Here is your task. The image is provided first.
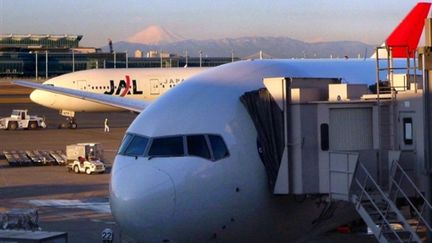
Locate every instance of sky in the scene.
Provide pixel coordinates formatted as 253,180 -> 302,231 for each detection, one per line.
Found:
0,0 -> 426,47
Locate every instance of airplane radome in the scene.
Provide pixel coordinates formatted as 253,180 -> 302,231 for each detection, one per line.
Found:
109,59 -> 374,242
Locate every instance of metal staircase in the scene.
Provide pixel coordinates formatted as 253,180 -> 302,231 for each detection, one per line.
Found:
360,44 -> 431,242
350,160 -> 432,243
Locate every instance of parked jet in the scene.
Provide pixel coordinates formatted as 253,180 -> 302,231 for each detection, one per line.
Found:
14,2 -> 431,241
27,67 -> 206,128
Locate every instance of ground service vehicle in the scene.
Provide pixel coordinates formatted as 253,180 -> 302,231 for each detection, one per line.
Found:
0,109 -> 46,130
66,143 -> 105,174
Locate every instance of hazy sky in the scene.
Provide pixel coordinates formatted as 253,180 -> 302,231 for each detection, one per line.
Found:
0,0 -> 426,47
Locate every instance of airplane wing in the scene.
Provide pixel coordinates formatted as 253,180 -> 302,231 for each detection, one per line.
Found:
13,80 -> 148,112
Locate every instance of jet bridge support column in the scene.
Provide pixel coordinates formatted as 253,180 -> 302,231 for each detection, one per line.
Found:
418,18 -> 432,243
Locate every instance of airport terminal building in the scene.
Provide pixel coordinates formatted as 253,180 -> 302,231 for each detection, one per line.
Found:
0,34 -> 237,78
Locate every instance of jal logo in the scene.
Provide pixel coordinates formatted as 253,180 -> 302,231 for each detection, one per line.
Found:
104,75 -> 143,96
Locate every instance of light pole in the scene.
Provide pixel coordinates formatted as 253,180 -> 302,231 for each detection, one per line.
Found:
72,49 -> 75,72
113,52 -> 116,68
125,51 -> 128,68
160,50 -> 163,68
185,49 -> 188,67
35,52 -> 38,80
45,50 -> 48,79
231,49 -> 234,62
199,50 -> 202,67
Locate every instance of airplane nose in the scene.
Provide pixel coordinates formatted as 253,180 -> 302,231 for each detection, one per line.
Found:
30,89 -> 55,107
110,157 -> 176,239
29,90 -> 40,103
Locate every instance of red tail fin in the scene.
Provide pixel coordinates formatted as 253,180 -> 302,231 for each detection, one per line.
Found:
386,2 -> 431,58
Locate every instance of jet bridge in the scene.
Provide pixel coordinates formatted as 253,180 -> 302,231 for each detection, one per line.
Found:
240,17 -> 432,243
241,75 -> 432,242
241,77 -> 376,195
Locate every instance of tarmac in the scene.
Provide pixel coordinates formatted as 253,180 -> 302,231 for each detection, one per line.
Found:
0,92 -> 137,242
0,83 -> 377,243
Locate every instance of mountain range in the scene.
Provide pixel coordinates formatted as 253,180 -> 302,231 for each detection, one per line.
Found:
101,25 -> 375,58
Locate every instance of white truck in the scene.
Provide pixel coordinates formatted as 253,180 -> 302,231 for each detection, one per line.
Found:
0,109 -> 46,130
66,143 -> 105,174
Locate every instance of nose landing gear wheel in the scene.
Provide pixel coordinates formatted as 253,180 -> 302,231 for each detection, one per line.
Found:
59,117 -> 78,129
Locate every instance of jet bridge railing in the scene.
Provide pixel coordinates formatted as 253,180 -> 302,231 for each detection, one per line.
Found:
350,162 -> 422,243
388,160 -> 432,235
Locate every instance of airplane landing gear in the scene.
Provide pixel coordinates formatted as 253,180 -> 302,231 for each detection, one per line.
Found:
58,110 -> 78,129
59,117 -> 78,129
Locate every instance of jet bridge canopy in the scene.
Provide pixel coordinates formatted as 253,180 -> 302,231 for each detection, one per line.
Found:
240,88 -> 284,189
240,77 -> 342,193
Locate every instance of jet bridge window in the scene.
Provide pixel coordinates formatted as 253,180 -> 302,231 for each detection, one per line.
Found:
320,123 -> 329,151
187,135 -> 211,160
403,117 -> 413,145
118,134 -> 149,156
148,136 -> 184,157
208,135 -> 229,160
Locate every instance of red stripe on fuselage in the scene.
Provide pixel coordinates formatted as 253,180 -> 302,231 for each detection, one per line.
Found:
120,75 -> 131,97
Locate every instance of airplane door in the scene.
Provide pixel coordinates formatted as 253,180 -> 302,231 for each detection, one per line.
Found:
76,80 -> 87,91
150,79 -> 160,95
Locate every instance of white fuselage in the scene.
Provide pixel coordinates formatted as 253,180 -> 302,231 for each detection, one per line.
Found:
29,68 -> 206,112
110,59 -> 380,242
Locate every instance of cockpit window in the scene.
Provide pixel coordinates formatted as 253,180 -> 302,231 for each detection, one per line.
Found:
118,133 -> 229,161
208,135 -> 229,160
187,135 -> 211,159
148,136 -> 184,157
118,134 -> 133,155
121,135 -> 149,156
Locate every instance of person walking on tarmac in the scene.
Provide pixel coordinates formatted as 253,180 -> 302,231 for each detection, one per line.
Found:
104,118 -> 110,133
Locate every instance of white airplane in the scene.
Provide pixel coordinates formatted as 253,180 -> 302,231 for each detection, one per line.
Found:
14,2 -> 431,242
28,67 -> 206,128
